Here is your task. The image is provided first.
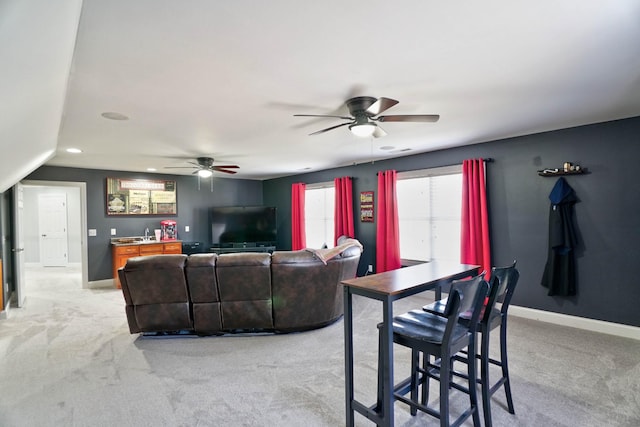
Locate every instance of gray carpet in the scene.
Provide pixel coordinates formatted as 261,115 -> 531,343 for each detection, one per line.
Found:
0,266 -> 638,426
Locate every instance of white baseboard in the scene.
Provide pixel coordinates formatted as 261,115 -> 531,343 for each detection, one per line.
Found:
87,279 -> 116,290
509,305 -> 640,341
25,262 -> 82,268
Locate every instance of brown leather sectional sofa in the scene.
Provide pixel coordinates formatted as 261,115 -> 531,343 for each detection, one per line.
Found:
118,244 -> 362,335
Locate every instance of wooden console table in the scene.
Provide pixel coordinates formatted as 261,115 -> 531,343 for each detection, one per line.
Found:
342,262 -> 480,426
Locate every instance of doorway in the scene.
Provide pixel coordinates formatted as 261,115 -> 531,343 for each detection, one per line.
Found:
16,181 -> 88,302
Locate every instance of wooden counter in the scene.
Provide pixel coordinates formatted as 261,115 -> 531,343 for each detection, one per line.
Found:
112,240 -> 182,288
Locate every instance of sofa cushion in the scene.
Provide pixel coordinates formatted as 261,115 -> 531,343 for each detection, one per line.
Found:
221,300 -> 274,330
122,254 -> 189,305
120,254 -> 192,332
185,254 -> 223,334
216,252 -> 273,330
271,249 -> 356,331
216,253 -> 272,300
186,253 -> 220,303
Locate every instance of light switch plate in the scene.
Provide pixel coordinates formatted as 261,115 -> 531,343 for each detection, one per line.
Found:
88,229 -> 97,237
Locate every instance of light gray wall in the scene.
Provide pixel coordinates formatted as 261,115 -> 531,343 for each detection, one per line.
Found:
23,185 -> 82,264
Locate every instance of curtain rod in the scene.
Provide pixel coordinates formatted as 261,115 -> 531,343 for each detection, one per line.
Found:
376,158 -> 494,175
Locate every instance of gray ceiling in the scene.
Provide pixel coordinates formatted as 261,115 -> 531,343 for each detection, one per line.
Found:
4,1 -> 640,186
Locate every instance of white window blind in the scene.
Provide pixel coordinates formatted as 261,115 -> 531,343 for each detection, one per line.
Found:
397,166 -> 462,262
304,184 -> 335,249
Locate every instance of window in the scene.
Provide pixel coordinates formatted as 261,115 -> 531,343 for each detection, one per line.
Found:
305,184 -> 335,248
396,165 -> 462,263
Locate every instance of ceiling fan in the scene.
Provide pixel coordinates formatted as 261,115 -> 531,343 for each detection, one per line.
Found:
294,96 -> 440,138
164,157 -> 239,177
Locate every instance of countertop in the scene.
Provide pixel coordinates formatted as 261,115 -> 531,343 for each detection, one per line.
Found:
110,238 -> 182,246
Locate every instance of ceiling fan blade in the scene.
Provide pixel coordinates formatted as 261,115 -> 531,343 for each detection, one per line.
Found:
309,122 -> 352,135
366,97 -> 399,116
372,125 -> 387,138
294,114 -> 353,120
214,168 -> 238,174
211,165 -> 240,173
377,114 -> 440,123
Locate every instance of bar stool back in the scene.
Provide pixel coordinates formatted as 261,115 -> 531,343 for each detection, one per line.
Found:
378,273 -> 489,426
423,261 -> 520,426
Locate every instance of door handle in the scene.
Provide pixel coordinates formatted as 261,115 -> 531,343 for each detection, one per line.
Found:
12,248 -> 25,252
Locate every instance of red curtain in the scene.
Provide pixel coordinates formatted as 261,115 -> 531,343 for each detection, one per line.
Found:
461,159 -> 491,277
334,176 -> 354,246
376,170 -> 401,272
291,182 -> 306,250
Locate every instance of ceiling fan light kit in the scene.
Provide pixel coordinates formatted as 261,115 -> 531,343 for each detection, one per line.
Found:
294,96 -> 440,138
197,169 -> 213,178
349,122 -> 377,137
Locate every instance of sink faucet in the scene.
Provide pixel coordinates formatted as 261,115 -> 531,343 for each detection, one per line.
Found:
144,228 -> 150,240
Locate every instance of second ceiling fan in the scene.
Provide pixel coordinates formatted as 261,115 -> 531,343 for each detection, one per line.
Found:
294,96 -> 439,138
164,157 -> 239,177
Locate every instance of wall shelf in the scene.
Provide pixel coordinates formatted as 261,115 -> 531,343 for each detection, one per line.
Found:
537,168 -> 589,177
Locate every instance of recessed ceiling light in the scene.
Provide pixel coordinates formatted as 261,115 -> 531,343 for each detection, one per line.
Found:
101,112 -> 129,120
146,168 -> 157,172
66,148 -> 82,154
379,146 -> 395,151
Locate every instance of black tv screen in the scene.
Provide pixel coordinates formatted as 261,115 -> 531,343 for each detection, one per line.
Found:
210,206 -> 277,247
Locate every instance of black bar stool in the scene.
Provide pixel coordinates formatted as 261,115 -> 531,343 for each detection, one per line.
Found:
377,273 -> 489,426
423,261 -> 520,426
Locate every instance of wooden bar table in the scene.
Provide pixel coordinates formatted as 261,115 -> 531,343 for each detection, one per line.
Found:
342,262 -> 480,426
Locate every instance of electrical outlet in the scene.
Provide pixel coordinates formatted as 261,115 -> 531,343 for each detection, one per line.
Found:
367,264 -> 373,273
110,228 -> 116,236
185,225 -> 190,232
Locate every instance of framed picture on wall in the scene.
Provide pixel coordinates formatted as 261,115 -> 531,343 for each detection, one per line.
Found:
106,178 -> 177,215
360,191 -> 374,222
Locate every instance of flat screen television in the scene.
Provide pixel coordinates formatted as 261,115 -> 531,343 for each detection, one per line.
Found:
210,206 -> 277,247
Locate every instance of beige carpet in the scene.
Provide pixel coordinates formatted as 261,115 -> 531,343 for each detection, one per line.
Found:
0,266 -> 638,426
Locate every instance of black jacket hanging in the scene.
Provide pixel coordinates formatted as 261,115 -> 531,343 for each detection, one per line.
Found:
541,177 -> 578,296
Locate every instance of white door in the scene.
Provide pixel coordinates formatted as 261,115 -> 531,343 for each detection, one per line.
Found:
13,183 -> 26,307
38,193 -> 69,267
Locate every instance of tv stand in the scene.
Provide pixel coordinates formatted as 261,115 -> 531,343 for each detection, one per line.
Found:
208,245 -> 275,255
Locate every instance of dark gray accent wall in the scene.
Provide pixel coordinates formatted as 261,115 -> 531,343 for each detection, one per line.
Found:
25,166 -> 264,282
264,116 -> 640,327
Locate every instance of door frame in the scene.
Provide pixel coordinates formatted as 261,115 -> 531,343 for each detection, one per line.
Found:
20,180 -> 89,288
13,183 -> 26,307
